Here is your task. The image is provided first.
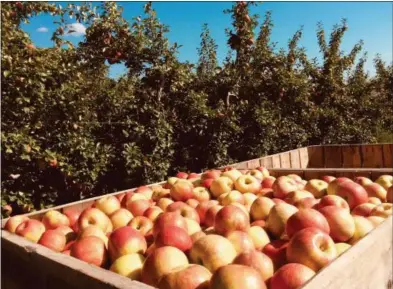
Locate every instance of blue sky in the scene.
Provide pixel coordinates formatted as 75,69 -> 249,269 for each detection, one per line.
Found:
22,1 -> 392,78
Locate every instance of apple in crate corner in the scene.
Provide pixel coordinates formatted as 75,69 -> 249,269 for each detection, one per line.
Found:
141,246 -> 189,286
189,234 -> 237,273
370,203 -> 392,218
210,264 -> 267,289
335,243 -> 351,256
4,215 -> 29,233
269,263 -> 316,289
15,219 -> 46,243
110,253 -> 145,280
157,264 -> 212,289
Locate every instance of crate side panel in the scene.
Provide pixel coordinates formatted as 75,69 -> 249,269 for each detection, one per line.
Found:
383,144 -> 393,168
307,147 -> 324,168
341,145 -> 362,168
298,147 -> 310,168
323,146 -> 343,168
361,144 -> 384,168
289,149 -> 301,168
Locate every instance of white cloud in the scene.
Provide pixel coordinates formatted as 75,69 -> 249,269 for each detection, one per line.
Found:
65,23 -> 86,37
36,27 -> 48,33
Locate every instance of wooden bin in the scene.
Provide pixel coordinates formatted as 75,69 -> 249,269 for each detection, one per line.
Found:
2,145 -> 393,289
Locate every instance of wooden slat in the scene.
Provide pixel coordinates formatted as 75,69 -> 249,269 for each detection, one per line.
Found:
323,146 -> 343,168
246,159 -> 261,169
298,147 -> 310,168
279,152 -> 291,168
289,149 -> 301,168
383,144 -> 393,168
307,146 -> 324,168
361,144 -> 384,168
260,156 -> 273,168
341,145 -> 362,168
272,155 -> 281,168
301,216 -> 392,289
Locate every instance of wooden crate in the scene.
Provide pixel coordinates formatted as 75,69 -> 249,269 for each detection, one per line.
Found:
225,143 -> 393,170
2,169 -> 393,288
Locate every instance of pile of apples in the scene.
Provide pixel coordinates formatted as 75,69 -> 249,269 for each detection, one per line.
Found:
3,167 -> 393,289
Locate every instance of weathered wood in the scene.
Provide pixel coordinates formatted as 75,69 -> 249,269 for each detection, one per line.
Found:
272,154 -> 281,168
301,216 -> 393,289
289,149 -> 301,168
341,145 -> 362,168
383,144 -> 393,168
361,144 -> 384,168
323,146 -> 343,168
307,146 -> 325,168
298,147 -> 310,168
260,156 -> 273,168
279,152 -> 291,168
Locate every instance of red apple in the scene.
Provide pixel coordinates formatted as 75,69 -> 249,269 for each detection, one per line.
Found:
214,205 -> 250,235
250,197 -> 275,221
246,169 -> 265,181
262,240 -> 289,270
38,229 -> 66,252
256,166 -> 270,177
336,181 -> 368,210
196,200 -> 219,225
233,250 -> 273,282
78,208 -> 112,234
157,264 -> 212,289
110,208 -> 133,230
108,226 -> 147,261
167,202 -> 200,224
62,208 -> 81,231
201,169 -> 221,180
155,226 -> 192,252
270,263 -> 315,289
95,195 -> 121,216
210,176 -> 234,198
293,197 -> 319,210
287,227 -> 337,271
170,180 -> 194,202
272,176 -> 300,199
144,206 -> 163,222
266,203 -> 298,238
129,216 -> 154,237
203,205 -> 223,228
364,182 -> 387,201
127,199 -> 151,217
15,219 -> 46,243
41,210 -> 70,230
153,212 -> 188,237
370,203 -> 392,218
317,195 -> 350,211
141,246 -> 189,286
368,197 -> 382,205
226,230 -> 255,255
192,187 -> 210,202
319,205 -> 355,242
234,175 -> 261,194
4,215 -> 29,233
176,172 -> 189,179
70,236 -> 108,267
286,209 -> 330,238
327,177 -> 352,195
78,225 -> 109,247
304,179 -> 328,198
54,225 -> 76,243
321,176 -> 336,183
157,198 -> 174,211
261,176 -> 276,189
186,199 -> 200,209
354,176 -> 373,187
284,190 -> 314,205
201,178 -> 214,189
351,203 -> 376,217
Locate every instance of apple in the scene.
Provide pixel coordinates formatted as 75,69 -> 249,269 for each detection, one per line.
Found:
153,212 -> 188,237
318,206 -> 355,242
115,192 -> 125,204
286,209 -> 330,238
219,190 -> 245,206
203,205 -> 223,228
258,188 -> 274,198
4,215 -> 29,233
141,206 -> 162,222
78,225 -> 109,247
351,203 -> 376,217
272,176 -> 300,199
95,196 -> 121,216
222,169 -> 243,182
266,203 -> 298,238
387,186 -> 392,203
375,175 -> 393,190
226,230 -> 255,255
167,202 -> 200,223
170,180 -> 194,202
262,240 -> 289,270
119,191 -> 135,207
41,210 -> 70,230
189,234 -> 237,273
191,231 -> 206,243
370,203 -> 392,218
54,225 -> 76,243
269,263 -> 315,289
141,246 -> 189,286
62,208 -> 81,232
261,176 -> 276,189
196,201 -> 218,225
335,243 -> 351,256
151,188 -> 170,202
176,172 -> 189,179
155,226 -> 192,252
327,177 -> 353,195
304,179 -> 328,198
135,186 -> 153,200
321,176 -> 336,183
157,264 -> 212,289
191,187 -> 210,202
185,218 -> 202,235
70,236 -> 108,267
284,190 -> 314,205
317,195 -> 350,211
214,205 -> 250,235
210,176 -> 234,198
251,220 -> 266,228
157,198 -> 174,211
367,216 -> 386,227
248,226 -> 270,250
129,216 -> 153,236
349,216 -> 374,244
110,208 -> 133,230
368,197 -> 382,205
108,226 -> 147,261
363,182 -> 387,201
246,169 -> 265,180
287,174 -> 303,183
63,250 -> 71,255
287,227 -> 337,272
234,175 -> 261,194
127,199 -> 151,217
250,197 -> 275,221
129,193 -> 149,202
109,253 -> 145,280
37,229 -> 66,252
78,208 -> 112,234
243,193 -> 258,212
354,176 -> 373,187
210,264 -> 267,289
293,197 -> 319,210
233,250 -> 273,282
201,178 -> 214,189
255,166 -> 270,177
202,169 -> 221,180
15,219 -> 46,243
336,181 -> 369,210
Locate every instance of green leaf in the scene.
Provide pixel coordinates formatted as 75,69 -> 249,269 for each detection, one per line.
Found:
3,71 -> 10,78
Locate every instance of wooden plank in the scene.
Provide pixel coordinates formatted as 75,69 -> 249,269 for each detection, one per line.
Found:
272,155 -> 281,168
341,145 -> 362,168
307,146 -> 324,168
260,156 -> 273,168
289,149 -> 301,168
383,144 -> 393,168
298,147 -> 310,168
323,146 -> 343,168
361,144 -> 384,168
279,152 -> 291,169
301,216 -> 392,289
246,158 -> 261,169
